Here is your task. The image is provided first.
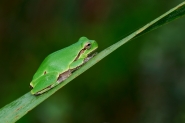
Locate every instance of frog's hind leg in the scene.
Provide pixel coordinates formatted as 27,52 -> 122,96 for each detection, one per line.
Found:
31,72 -> 59,95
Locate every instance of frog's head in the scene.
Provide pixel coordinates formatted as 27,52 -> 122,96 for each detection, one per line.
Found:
78,37 -> 98,59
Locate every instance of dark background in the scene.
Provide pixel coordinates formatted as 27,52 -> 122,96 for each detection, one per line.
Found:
1,0 -> 185,123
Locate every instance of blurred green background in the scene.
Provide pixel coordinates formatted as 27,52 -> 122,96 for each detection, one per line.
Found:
1,0 -> 185,123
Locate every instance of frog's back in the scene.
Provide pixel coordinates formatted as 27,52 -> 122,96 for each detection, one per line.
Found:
32,42 -> 81,80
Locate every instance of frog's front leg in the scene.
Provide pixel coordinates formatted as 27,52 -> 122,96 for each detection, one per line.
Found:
84,52 -> 97,63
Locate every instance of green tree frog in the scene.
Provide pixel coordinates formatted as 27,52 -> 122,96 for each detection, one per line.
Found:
30,37 -> 98,95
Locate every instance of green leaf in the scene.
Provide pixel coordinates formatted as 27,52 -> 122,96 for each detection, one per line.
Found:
1,1 -> 185,123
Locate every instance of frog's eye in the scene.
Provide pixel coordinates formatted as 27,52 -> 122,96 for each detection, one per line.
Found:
84,42 -> 91,50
